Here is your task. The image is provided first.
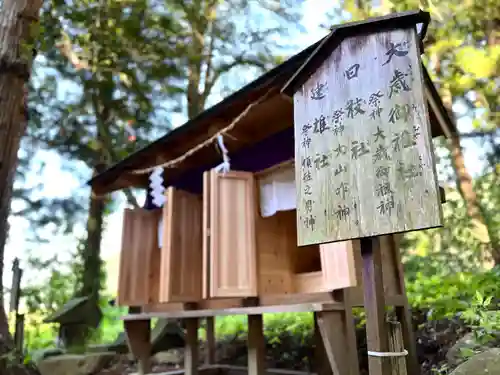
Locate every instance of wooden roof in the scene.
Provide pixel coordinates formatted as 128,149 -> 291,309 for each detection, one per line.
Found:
89,11 -> 455,196
281,10 -> 430,97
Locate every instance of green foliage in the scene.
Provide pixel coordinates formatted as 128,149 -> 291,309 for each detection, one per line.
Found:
461,291 -> 500,354
406,267 -> 500,320
212,313 -> 313,342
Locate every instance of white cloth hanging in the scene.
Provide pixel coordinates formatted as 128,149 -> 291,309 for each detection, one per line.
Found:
259,165 -> 296,218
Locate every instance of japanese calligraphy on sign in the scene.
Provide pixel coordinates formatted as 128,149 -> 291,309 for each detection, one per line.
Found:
293,28 -> 443,246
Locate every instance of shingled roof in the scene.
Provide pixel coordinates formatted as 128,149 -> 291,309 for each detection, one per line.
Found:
89,10 -> 455,196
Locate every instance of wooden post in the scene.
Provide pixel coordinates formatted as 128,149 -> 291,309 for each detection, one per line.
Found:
247,314 -> 265,375
361,237 -> 392,375
14,314 -> 24,363
388,321 -> 407,375
392,235 -> 420,375
185,318 -> 199,375
205,317 -> 216,365
10,258 -> 24,362
10,258 -> 22,313
316,309 -> 360,375
342,290 -> 361,375
124,319 -> 152,375
313,313 -> 331,375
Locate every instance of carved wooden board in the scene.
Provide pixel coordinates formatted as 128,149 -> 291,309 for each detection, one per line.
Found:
294,28 -> 443,246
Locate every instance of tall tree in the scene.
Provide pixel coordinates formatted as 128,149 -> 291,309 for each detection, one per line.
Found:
23,0 -> 182,344
162,0 -> 304,118
0,0 -> 43,373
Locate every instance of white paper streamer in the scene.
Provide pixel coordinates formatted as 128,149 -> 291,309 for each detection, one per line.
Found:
215,135 -> 230,173
149,166 -> 166,207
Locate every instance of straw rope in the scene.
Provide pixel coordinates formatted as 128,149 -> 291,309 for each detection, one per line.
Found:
131,89 -> 275,175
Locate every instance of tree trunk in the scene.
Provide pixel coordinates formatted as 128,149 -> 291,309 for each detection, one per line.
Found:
449,133 -> 500,265
72,166 -> 107,347
0,0 -> 43,373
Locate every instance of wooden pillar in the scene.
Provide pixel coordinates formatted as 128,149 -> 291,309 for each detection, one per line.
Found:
313,313 -> 331,375
392,234 -> 420,375
124,319 -> 152,375
247,314 -> 265,375
361,237 -> 392,375
342,290 -> 361,375
185,318 -> 199,375
316,308 -> 359,375
205,317 -> 216,365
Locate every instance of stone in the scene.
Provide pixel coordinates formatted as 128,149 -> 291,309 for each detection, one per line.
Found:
31,348 -> 66,364
450,348 -> 500,375
153,349 -> 183,364
446,332 -> 496,366
38,352 -> 117,375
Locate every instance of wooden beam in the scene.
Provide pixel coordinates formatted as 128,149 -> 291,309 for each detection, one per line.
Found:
127,302 -> 344,320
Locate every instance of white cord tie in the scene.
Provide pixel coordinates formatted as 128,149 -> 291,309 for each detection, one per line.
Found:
367,349 -> 408,357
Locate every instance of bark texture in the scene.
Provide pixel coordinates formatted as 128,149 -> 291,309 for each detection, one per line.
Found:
0,0 -> 43,373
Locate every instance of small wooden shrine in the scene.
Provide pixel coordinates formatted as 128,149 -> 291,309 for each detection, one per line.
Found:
90,10 -> 455,375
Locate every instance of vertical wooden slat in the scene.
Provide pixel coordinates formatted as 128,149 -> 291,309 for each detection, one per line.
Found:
160,187 -> 203,302
203,171 -> 211,299
210,170 -> 258,298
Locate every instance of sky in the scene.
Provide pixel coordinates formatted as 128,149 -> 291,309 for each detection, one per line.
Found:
3,1 -> 487,297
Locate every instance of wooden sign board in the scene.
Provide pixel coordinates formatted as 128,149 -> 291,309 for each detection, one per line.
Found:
294,28 -> 443,246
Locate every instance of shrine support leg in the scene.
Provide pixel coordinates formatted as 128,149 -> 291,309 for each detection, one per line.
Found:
185,317 -> 199,375
315,304 -> 360,375
124,319 -> 152,375
361,237 -> 392,375
313,313 -> 331,375
205,317 -> 216,365
247,314 -> 265,375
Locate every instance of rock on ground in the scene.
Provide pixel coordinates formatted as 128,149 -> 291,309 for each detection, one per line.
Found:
38,352 -> 117,375
450,348 -> 500,375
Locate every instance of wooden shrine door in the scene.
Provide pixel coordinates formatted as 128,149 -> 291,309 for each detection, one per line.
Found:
203,169 -> 258,298
118,208 -> 161,306
159,187 -> 203,303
